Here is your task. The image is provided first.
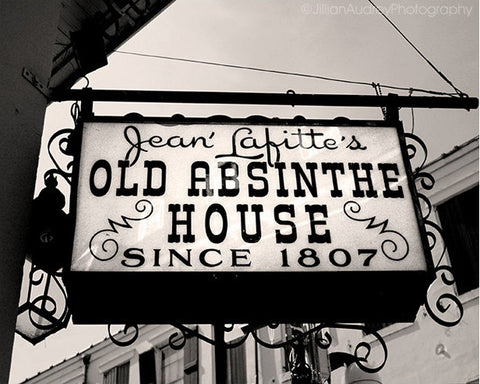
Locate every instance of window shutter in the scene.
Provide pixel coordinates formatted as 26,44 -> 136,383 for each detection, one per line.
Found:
311,342 -> 330,383
117,362 -> 130,384
227,341 -> 247,384
103,368 -> 116,384
104,362 -> 130,384
184,334 -> 199,384
437,186 -> 479,295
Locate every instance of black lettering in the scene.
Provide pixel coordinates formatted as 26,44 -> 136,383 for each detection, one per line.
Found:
143,160 -> 166,196
169,249 -> 192,266
237,204 -> 263,243
292,162 -> 318,197
188,161 -> 214,197
378,163 -> 404,198
348,162 -> 378,198
298,248 -> 320,267
247,162 -> 269,197
305,204 -> 331,243
329,248 -> 351,267
121,248 -> 145,268
168,204 -> 195,243
89,159 -> 112,197
205,204 -> 228,244
218,162 -> 240,197
231,249 -> 251,267
153,249 -> 161,266
274,162 -> 289,197
199,249 -> 222,267
274,204 -> 297,243
116,160 -> 138,196
322,162 -> 345,197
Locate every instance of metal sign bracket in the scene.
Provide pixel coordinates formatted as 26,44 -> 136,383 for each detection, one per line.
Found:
22,67 -> 51,99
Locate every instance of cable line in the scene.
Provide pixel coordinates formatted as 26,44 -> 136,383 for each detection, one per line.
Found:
366,0 -> 467,97
115,50 -> 459,97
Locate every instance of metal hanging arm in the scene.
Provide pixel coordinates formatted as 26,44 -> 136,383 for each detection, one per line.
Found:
51,89 -> 478,111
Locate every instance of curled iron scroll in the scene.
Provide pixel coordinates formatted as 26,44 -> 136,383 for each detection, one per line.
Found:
316,324 -> 387,374
108,324 -> 139,347
27,266 -> 70,331
169,329 -> 187,350
425,266 -> 464,327
108,322 -> 388,375
169,324 -> 249,350
251,323 -> 387,374
314,328 -> 332,349
46,128 -> 74,187
406,132 -> 464,327
405,132 -> 429,172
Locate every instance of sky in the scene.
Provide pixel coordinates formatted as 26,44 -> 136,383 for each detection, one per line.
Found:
9,0 -> 479,383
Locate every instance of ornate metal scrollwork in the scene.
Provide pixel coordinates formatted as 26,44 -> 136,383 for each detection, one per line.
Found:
425,266 -> 464,327
16,263 -> 71,344
168,328 -> 188,350
405,132 -> 464,327
45,128 -> 75,186
330,324 -> 387,374
253,323 -> 387,374
19,102 -> 466,384
15,105 -> 78,344
107,321 -> 387,382
108,324 -> 140,347
157,322 -> 388,378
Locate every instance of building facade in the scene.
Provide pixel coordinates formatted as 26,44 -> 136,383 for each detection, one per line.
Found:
18,137 -> 479,384
0,2 -> 174,382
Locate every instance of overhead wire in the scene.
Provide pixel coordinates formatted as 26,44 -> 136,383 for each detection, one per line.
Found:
115,1 -> 468,100
114,50 -> 460,97
366,0 -> 467,98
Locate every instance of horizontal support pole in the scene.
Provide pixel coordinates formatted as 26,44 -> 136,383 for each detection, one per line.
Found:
51,89 -> 478,110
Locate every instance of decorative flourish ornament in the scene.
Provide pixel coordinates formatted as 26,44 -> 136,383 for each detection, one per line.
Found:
89,199 -> 154,261
343,200 -> 410,261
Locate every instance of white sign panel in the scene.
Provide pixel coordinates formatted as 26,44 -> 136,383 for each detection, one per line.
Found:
71,121 -> 428,273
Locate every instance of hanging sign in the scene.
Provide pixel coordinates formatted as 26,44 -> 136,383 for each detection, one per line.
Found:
67,117 -> 433,324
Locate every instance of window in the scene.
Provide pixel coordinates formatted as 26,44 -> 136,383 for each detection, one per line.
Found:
437,186 -> 479,295
156,334 -> 198,384
103,361 -> 130,384
226,341 -> 247,384
140,349 -> 157,384
161,347 -> 184,384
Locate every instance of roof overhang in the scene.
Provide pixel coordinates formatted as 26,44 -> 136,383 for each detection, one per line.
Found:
49,0 -> 175,91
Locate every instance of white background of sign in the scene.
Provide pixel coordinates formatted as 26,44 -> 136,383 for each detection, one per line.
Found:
72,122 -> 427,272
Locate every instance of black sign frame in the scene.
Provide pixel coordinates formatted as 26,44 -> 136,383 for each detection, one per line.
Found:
65,115 -> 434,324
